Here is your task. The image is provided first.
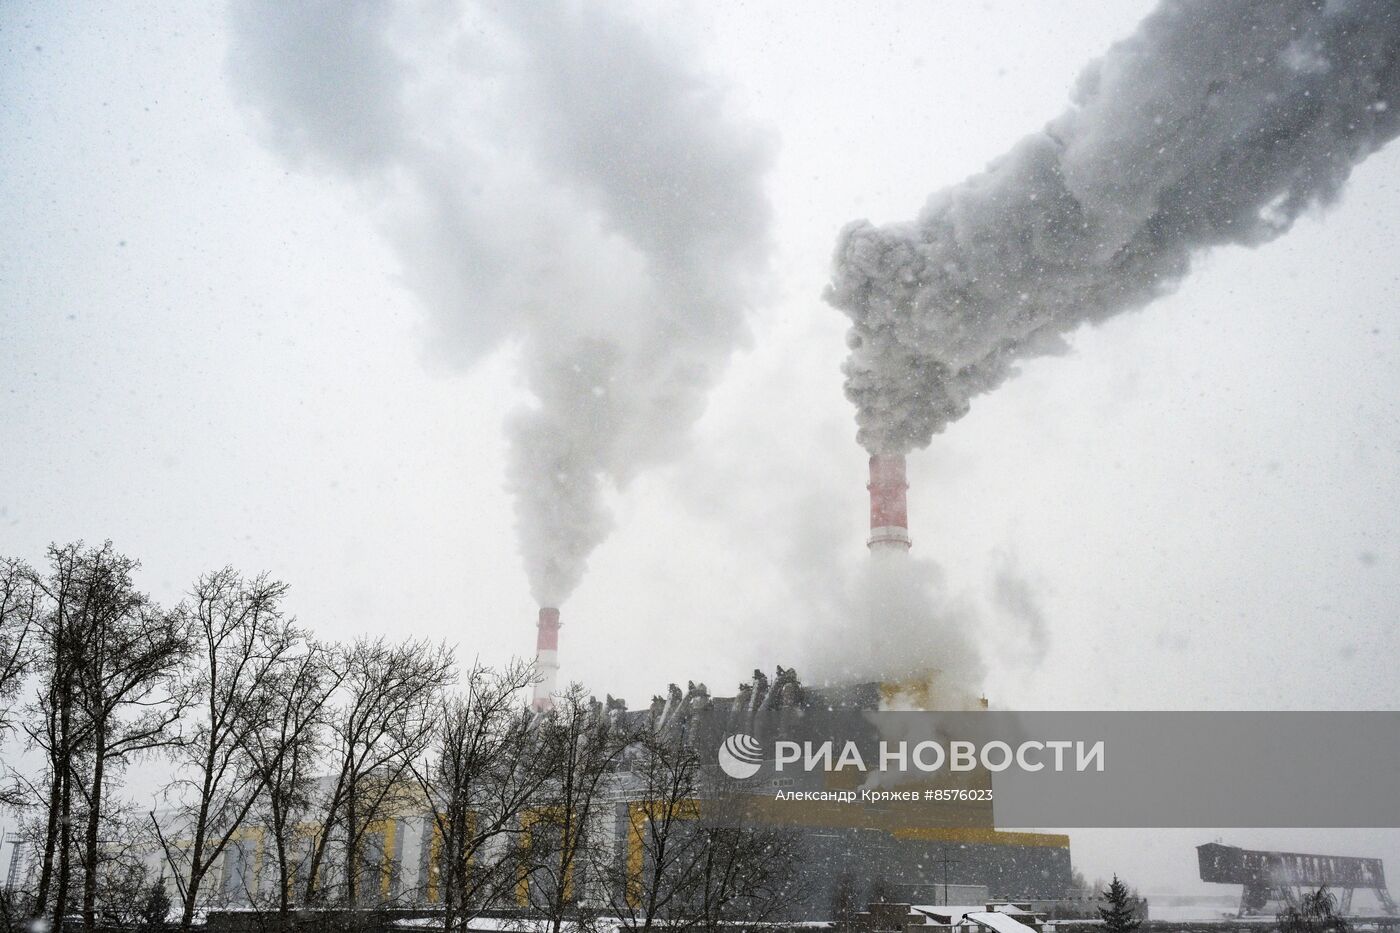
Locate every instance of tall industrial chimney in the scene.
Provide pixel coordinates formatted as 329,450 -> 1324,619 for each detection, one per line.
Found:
532,607 -> 561,711
867,454 -> 911,551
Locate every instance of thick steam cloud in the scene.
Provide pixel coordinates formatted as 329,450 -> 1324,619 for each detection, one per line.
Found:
828,0 -> 1400,455
227,1 -> 771,606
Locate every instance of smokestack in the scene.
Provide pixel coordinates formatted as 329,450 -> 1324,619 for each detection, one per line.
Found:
532,607 -> 561,711
867,454 -> 911,552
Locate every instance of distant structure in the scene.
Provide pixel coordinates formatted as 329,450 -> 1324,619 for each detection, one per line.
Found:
867,454 -> 911,551
532,606 -> 561,710
3,838 -> 22,893
1198,842 -> 1399,916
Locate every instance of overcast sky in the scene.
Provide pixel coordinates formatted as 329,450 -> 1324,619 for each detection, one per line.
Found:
3,0 -> 1398,891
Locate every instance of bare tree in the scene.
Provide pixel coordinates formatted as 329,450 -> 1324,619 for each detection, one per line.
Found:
68,549 -> 190,933
592,730 -> 803,933
302,636 -> 454,907
592,728 -> 703,933
84,804 -> 164,931
246,637 -> 343,918
687,819 -> 804,931
524,685 -> 639,933
154,568 -> 303,932
0,556 -> 37,737
21,543 -> 106,932
407,659 -> 546,931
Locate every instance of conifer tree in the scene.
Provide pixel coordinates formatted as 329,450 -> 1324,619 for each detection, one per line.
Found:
1098,875 -> 1143,933
136,879 -> 172,933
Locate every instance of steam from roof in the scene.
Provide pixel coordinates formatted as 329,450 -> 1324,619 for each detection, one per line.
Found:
227,1 -> 772,606
827,0 -> 1400,455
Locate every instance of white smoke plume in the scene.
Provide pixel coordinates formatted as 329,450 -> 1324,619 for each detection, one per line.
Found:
828,0 -> 1400,455
841,551 -> 986,700
990,549 -> 1051,667
226,1 -> 772,607
753,471 -> 987,699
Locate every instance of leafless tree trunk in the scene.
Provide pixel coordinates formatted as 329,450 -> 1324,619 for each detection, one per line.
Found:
154,568 -> 302,933
525,685 -> 639,933
6,543 -> 176,930
65,546 -> 191,933
591,728 -> 706,933
53,749 -> 76,933
407,659 -> 544,931
587,725 -> 803,933
689,811 -> 804,931
73,793 -> 164,930
246,638 -> 343,918
301,636 -> 453,908
20,543 -> 99,931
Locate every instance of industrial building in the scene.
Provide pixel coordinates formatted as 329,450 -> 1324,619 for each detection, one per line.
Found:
1198,842 -> 1398,916
628,669 -> 1073,918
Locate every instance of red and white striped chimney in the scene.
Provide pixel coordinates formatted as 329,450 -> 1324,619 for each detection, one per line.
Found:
867,454 -> 911,551
532,607 -> 561,711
